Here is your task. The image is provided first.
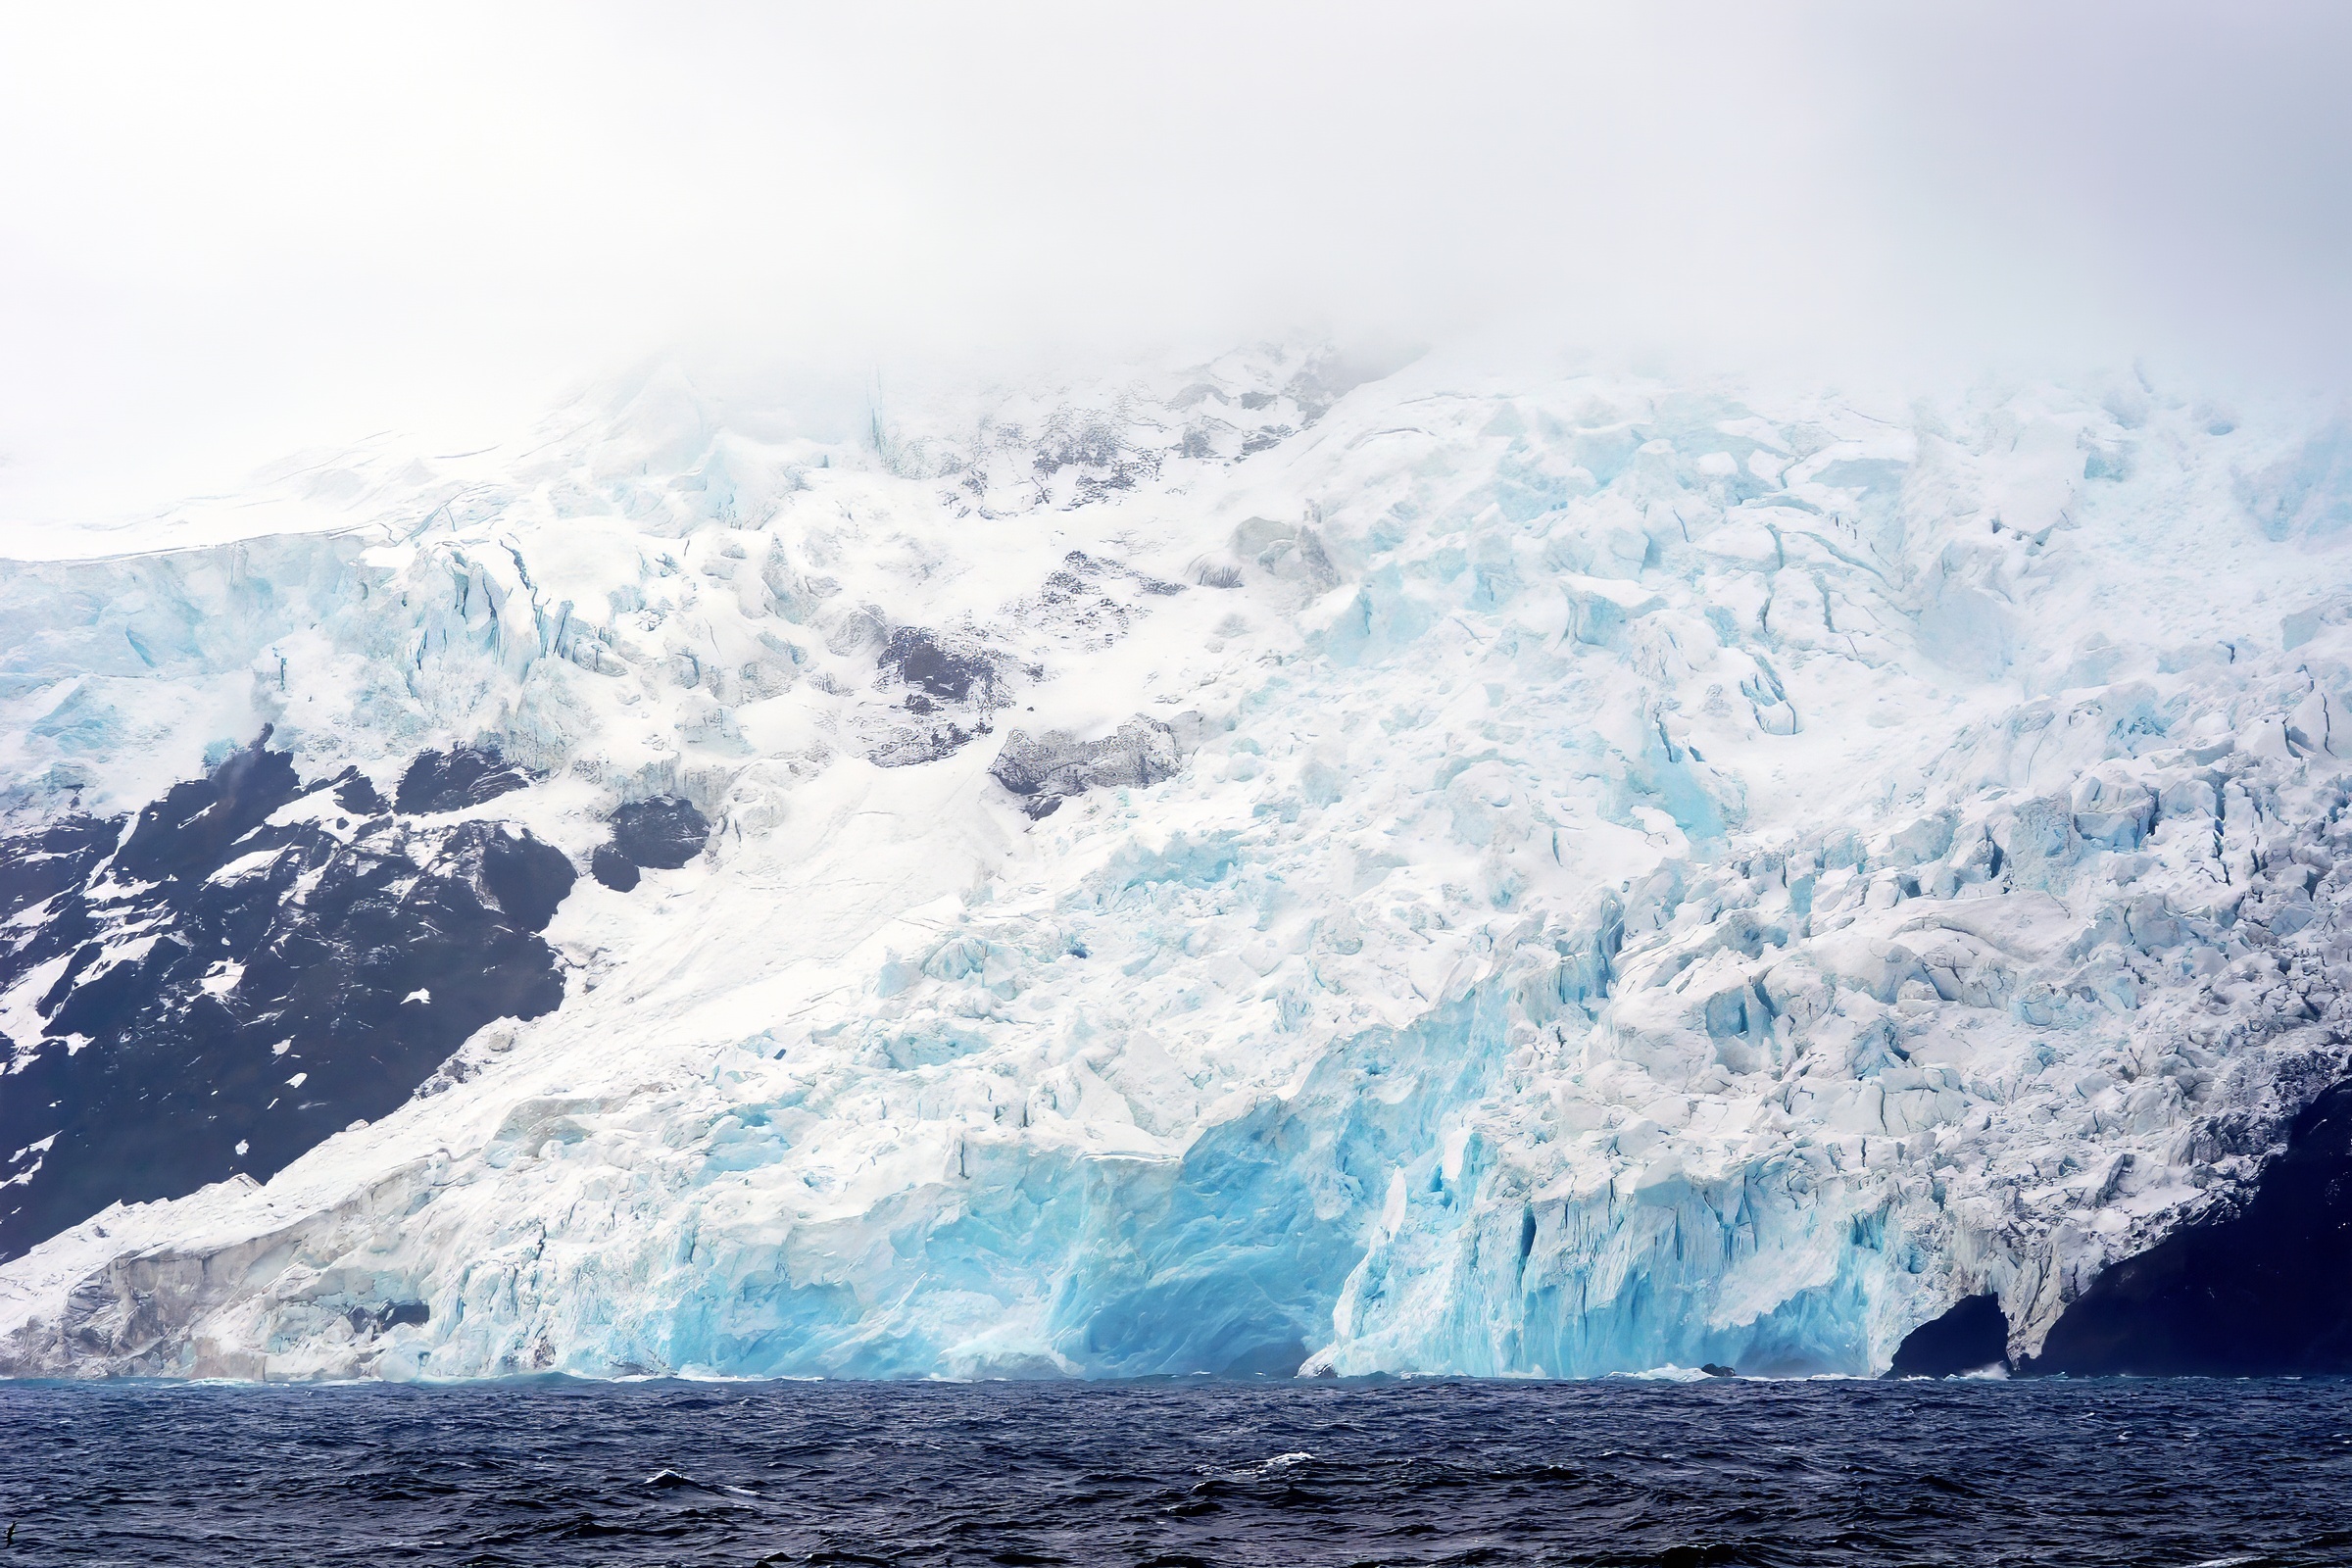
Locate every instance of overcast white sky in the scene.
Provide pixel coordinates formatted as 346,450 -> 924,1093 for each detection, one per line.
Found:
2,2 -> 2347,525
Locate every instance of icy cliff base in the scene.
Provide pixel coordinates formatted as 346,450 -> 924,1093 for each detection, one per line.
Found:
3,350 -> 2351,1380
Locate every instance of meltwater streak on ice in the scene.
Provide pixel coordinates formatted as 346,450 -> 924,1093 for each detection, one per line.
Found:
2,1378 -> 2351,1567
2,348 -> 2352,1381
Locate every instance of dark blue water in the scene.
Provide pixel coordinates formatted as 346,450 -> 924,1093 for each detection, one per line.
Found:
1,1377 -> 2347,1567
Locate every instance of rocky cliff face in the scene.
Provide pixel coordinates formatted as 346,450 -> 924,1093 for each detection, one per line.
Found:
0,738 -> 573,1261
2,350 -> 2349,1380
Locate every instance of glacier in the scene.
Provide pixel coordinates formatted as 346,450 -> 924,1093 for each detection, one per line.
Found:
0,346 -> 2348,1381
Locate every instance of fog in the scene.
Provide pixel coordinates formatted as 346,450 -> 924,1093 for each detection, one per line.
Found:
2,1 -> 2346,527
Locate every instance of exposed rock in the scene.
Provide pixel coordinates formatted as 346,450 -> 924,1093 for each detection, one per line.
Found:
473,826 -> 578,930
859,627 -> 1013,767
879,627 -> 1001,707
394,747 -> 534,814
590,845 -> 640,893
1887,1295 -> 2008,1378
0,813 -> 118,917
868,720 -> 985,769
2022,1082 -> 2352,1376
990,716 -> 1182,818
589,796 -> 710,889
0,741 -> 572,1260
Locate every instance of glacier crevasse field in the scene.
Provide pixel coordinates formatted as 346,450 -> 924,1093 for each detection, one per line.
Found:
2,349 -> 2349,1380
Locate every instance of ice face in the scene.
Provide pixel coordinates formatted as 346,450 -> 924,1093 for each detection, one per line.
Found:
0,350 -> 2348,1381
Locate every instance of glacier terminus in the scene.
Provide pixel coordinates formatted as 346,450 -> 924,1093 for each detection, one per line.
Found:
2,348 -> 2350,1383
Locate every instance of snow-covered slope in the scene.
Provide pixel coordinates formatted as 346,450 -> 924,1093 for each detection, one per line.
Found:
2,348 -> 2349,1380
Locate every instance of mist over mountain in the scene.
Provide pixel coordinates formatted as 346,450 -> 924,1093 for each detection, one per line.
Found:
6,2 -> 2350,531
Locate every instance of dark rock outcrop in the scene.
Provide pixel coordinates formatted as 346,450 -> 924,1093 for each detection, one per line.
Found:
611,797 -> 710,869
1887,1294 -> 2009,1377
0,813 -> 119,916
589,797 -> 710,890
2022,1081 -> 2352,1376
865,627 -> 1009,768
867,720 -> 986,769
394,746 -> 534,814
879,628 -> 1001,706
0,739 -> 574,1260
990,716 -> 1181,818
590,845 -> 641,893
473,825 -> 578,931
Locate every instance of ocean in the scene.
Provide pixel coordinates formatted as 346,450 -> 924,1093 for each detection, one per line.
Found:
0,1376 -> 2345,1566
